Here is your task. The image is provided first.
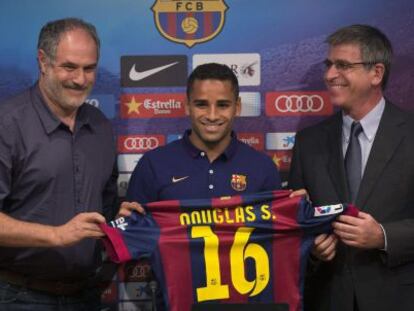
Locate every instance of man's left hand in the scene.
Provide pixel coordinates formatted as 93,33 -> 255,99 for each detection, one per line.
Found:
117,201 -> 145,218
332,211 -> 385,249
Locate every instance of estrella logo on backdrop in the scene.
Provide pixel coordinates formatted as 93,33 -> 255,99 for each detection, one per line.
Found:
152,0 -> 228,48
238,133 -> 264,151
265,91 -> 333,116
120,94 -> 187,118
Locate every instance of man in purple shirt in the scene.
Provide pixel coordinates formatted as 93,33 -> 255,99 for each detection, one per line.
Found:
0,18 -> 118,310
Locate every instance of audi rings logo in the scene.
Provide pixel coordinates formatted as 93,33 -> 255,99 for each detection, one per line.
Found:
265,91 -> 332,116
124,137 -> 159,150
118,135 -> 165,153
275,95 -> 324,112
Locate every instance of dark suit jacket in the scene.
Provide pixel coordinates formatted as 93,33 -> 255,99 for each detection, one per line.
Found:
289,101 -> 414,311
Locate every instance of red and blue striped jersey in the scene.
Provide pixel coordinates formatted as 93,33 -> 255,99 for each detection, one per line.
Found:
100,190 -> 358,311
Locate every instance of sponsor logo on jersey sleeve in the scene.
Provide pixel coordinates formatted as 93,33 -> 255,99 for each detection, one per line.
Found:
314,204 -> 344,217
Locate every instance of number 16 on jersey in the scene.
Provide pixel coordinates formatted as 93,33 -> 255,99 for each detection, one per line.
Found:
191,226 -> 270,302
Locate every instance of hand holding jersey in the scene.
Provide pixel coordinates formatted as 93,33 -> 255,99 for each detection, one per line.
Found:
117,201 -> 146,218
333,211 -> 385,249
312,211 -> 385,261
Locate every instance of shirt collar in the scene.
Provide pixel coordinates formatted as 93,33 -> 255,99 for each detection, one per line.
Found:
31,83 -> 92,134
342,97 -> 385,143
182,129 -> 238,160
31,83 -> 60,134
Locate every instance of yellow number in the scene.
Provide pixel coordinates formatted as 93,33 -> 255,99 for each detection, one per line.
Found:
231,227 -> 269,296
191,226 -> 269,301
191,226 -> 229,301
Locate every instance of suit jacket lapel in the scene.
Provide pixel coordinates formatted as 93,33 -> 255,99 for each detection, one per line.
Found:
357,102 -> 405,209
326,113 -> 349,203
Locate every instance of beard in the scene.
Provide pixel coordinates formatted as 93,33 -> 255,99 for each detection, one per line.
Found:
42,72 -> 93,113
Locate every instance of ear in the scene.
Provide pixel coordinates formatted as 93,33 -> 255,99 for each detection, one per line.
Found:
37,49 -> 49,74
235,96 -> 242,116
371,63 -> 385,87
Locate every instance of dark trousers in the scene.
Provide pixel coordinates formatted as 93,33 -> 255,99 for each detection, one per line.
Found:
0,280 -> 101,311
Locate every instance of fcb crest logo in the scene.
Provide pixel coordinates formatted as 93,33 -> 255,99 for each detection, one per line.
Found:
231,174 -> 247,192
152,0 -> 228,48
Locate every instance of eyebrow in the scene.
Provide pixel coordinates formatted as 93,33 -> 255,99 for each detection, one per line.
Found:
59,61 -> 97,69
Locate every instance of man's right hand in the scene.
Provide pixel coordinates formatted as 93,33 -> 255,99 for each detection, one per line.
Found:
117,201 -> 145,218
52,212 -> 106,247
311,233 -> 338,261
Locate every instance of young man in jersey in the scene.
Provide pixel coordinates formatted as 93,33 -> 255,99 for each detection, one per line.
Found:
121,63 -> 282,207
289,24 -> 414,311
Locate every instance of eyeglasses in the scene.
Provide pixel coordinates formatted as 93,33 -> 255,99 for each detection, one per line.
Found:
323,59 -> 375,71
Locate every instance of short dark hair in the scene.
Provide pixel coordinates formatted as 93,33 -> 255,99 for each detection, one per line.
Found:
38,17 -> 100,62
326,24 -> 393,89
187,63 -> 239,100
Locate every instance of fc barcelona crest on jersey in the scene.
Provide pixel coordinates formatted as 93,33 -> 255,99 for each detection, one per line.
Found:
231,174 -> 247,191
152,0 -> 228,48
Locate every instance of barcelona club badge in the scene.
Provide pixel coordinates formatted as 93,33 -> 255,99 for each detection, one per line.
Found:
152,0 -> 228,48
231,174 -> 247,192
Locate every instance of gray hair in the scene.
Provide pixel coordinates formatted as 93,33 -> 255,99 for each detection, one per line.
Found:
38,17 -> 100,62
326,24 -> 393,89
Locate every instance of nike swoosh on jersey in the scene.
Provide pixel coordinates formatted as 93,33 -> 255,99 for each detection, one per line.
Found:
129,62 -> 179,81
172,176 -> 189,183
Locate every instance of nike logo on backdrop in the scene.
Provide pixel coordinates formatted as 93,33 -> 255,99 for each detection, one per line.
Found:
172,176 -> 189,183
129,62 -> 179,81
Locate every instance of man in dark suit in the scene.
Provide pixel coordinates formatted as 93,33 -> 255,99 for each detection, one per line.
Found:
289,24 -> 414,311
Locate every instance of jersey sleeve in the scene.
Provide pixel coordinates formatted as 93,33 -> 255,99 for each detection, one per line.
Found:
298,199 -> 359,235
100,211 -> 160,263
